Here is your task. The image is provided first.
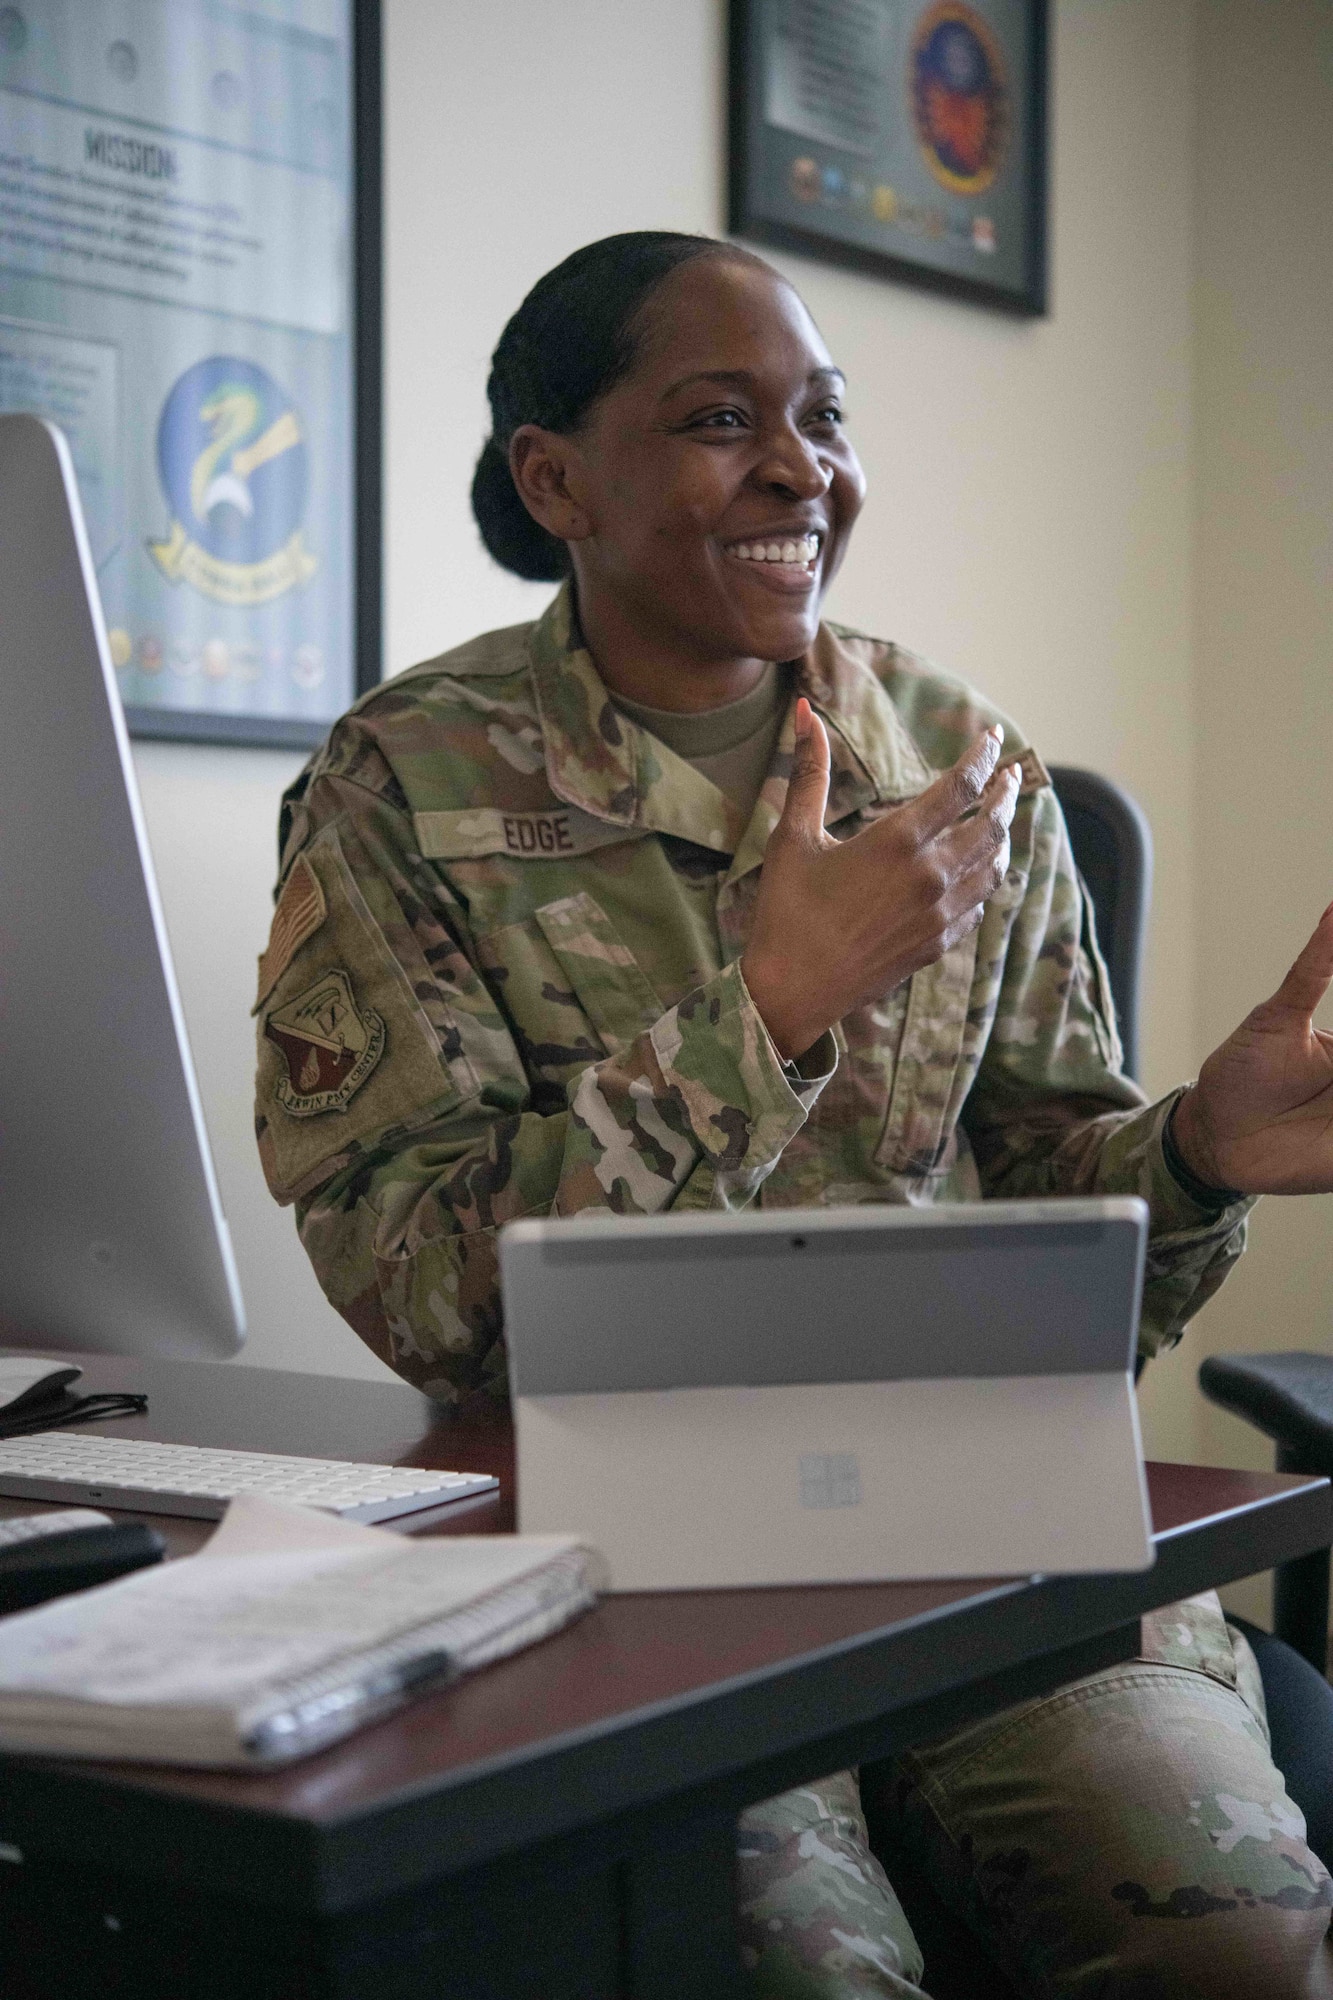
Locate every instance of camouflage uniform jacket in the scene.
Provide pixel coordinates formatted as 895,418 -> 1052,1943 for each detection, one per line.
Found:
255,584 -> 1250,1408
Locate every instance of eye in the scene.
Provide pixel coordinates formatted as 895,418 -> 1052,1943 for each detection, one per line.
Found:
806,403 -> 845,430
689,406 -> 748,431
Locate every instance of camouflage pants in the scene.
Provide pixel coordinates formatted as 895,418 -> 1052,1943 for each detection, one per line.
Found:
737,1598 -> 1333,1998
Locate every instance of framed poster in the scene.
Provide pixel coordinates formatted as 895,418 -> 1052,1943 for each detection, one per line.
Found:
729,0 -> 1047,316
0,0 -> 380,748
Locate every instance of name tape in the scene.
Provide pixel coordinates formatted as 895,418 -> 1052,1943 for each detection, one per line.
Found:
413,806 -> 638,862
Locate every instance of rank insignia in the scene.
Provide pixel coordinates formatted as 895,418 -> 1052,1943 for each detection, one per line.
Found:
265,968 -> 385,1116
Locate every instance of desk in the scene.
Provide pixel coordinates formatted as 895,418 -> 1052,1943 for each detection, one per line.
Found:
0,1354 -> 1329,2000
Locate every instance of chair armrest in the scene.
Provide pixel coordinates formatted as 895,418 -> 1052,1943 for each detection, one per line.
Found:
1199,1352 -> 1333,1471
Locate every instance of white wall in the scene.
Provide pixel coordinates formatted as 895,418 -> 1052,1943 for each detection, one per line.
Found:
1177,0 -> 1333,1621
134,0 -> 1208,1386
1192,0 -> 1333,1431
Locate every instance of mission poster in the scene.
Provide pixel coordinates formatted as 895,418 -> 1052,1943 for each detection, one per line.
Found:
0,0 -> 362,745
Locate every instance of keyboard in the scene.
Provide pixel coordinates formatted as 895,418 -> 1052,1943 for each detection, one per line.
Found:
0,1435 -> 497,1524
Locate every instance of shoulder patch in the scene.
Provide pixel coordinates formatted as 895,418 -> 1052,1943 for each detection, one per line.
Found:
254,855 -> 327,1012
255,825 -> 469,1198
413,805 -> 639,862
264,967 -> 385,1116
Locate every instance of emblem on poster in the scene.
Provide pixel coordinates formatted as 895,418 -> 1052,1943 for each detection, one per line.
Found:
148,356 -> 318,606
909,2 -> 1010,197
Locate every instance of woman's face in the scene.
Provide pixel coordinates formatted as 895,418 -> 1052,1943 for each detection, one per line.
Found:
526,256 -> 866,670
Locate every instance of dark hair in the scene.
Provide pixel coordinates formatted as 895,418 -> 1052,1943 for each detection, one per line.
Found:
471,231 -> 753,582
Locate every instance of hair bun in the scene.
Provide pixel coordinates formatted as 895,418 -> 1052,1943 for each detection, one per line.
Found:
470,436 -> 570,584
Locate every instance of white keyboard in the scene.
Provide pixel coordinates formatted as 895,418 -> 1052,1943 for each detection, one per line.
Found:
0,1434 -> 497,1525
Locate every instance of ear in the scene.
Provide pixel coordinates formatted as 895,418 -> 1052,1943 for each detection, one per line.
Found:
509,426 -> 592,546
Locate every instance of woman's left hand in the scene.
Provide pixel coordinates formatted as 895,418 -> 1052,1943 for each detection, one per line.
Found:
1172,903 -> 1333,1196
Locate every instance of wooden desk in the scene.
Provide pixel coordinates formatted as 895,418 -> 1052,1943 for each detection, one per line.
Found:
0,1355 -> 1329,2000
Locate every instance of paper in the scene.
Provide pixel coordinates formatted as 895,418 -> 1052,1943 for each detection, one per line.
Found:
0,1496 -> 584,1702
0,1497 -> 604,1764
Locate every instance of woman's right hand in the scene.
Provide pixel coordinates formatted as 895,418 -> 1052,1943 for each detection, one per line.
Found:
741,699 -> 1023,1061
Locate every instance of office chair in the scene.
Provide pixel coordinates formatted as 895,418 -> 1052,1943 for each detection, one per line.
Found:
864,768 -> 1331,1997
1199,1354 -> 1333,1672
1047,766 -> 1153,1082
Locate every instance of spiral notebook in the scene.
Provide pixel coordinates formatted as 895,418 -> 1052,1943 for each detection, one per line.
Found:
0,1496 -> 604,1767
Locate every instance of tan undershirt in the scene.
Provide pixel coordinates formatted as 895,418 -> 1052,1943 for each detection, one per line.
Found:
613,664 -> 790,834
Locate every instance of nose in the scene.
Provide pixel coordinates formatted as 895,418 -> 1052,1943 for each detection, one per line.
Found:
751,426 -> 833,504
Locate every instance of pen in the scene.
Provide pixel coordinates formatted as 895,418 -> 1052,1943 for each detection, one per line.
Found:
242,1647 -> 456,1760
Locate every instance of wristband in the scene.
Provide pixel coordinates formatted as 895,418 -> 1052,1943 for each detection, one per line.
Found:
1162,1094 -> 1245,1211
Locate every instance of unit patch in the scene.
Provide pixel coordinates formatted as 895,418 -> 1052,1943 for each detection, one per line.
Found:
264,967 -> 385,1116
255,854 -> 328,1011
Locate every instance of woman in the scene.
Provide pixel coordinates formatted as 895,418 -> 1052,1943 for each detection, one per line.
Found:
256,233 -> 1333,1997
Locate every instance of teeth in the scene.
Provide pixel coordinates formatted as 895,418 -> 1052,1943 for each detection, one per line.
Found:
730,535 -> 820,565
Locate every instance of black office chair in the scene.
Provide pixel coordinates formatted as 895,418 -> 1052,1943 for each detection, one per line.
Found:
1199,1355 -> 1333,1672
863,768 -> 1330,1998
1047,766 -> 1154,1083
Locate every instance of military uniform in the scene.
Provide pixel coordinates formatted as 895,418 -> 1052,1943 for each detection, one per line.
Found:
256,586 -> 1332,1995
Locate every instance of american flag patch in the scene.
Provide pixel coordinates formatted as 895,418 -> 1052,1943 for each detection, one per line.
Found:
254,855 -> 328,1012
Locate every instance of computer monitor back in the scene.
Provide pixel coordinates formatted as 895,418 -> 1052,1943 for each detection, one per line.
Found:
0,415 -> 244,1358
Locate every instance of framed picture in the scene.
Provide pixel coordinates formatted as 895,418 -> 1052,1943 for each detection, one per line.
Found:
729,0 -> 1047,316
0,0 -> 381,749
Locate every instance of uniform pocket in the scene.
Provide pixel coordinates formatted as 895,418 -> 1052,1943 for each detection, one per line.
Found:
532,891 -> 665,1055
875,929 -> 981,1176
475,891 -> 665,1101
1139,1591 -> 1239,1694
1076,878 -> 1125,1071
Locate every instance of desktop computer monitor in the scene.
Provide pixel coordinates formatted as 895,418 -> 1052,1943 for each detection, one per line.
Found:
0,415 -> 245,1359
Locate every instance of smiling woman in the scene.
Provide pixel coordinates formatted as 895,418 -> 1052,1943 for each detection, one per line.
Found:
254,232 -> 1333,1999
489,236 -> 864,708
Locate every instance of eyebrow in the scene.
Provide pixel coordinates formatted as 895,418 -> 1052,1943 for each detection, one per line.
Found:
658,364 -> 846,402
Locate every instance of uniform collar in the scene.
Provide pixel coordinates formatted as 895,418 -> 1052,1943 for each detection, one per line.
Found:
528,584 -> 935,873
